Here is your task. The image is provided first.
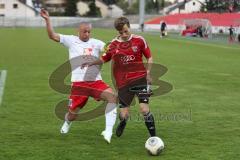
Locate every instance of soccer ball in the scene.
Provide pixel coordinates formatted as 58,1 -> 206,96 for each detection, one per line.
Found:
145,136 -> 164,156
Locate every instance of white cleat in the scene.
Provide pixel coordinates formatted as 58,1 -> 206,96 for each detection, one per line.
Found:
60,121 -> 72,134
101,130 -> 112,143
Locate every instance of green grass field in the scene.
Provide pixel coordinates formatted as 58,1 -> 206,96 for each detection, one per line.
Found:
0,28 -> 240,160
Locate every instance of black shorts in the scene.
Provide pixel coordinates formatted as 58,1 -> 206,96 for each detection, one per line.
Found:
118,77 -> 151,108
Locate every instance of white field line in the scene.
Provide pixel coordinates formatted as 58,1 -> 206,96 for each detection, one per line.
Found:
0,70 -> 7,106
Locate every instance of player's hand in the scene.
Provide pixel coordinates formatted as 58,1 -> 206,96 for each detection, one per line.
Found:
40,8 -> 49,20
146,72 -> 152,85
81,62 -> 92,69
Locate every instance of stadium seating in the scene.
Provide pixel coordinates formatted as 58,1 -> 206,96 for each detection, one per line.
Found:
146,13 -> 240,26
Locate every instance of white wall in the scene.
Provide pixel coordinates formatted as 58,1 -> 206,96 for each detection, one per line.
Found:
0,0 -> 36,17
184,0 -> 202,13
169,0 -> 203,14
0,16 -> 101,27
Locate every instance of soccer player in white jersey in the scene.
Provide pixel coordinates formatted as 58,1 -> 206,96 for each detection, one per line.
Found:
40,9 -> 117,143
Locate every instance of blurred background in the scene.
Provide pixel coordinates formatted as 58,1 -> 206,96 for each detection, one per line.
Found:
0,0 -> 240,40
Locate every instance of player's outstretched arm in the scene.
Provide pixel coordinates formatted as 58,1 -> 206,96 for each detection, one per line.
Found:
81,58 -> 104,69
40,8 -> 60,42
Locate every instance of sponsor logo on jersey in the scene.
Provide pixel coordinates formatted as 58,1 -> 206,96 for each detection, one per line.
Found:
121,55 -> 135,64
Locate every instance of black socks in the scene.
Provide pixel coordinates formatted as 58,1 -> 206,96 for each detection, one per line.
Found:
144,112 -> 156,137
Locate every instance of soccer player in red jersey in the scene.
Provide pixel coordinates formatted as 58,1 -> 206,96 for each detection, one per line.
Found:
82,17 -> 156,138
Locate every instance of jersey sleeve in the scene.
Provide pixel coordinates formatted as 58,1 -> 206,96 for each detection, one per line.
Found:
97,40 -> 106,52
141,37 -> 152,59
59,34 -> 74,48
101,42 -> 114,62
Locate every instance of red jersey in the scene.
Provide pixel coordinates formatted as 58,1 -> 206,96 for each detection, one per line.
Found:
101,34 -> 152,89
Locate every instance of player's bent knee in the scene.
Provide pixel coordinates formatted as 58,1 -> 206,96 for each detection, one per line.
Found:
120,108 -> 129,118
140,105 -> 150,115
120,112 -> 129,120
101,88 -> 117,103
107,94 -> 117,103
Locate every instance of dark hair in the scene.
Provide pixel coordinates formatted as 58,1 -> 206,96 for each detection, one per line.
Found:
114,17 -> 130,31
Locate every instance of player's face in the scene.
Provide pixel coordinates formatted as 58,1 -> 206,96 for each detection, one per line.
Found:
118,24 -> 131,41
78,24 -> 91,42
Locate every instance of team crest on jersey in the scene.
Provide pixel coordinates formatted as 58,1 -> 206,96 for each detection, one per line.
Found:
84,48 -> 93,55
132,46 -> 138,53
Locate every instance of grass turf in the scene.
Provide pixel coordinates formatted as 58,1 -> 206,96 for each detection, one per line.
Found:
0,28 -> 240,160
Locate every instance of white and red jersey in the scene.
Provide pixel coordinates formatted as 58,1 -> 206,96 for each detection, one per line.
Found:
101,34 -> 152,89
60,34 -> 105,82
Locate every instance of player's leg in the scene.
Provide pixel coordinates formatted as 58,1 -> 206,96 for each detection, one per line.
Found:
115,85 -> 134,137
60,96 -> 88,134
60,108 -> 78,134
89,80 -> 117,143
100,87 -> 117,143
229,34 -> 233,42
139,103 -> 156,137
116,106 -> 130,137
135,78 -> 156,137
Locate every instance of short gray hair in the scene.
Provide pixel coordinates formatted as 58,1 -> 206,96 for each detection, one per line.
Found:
79,22 -> 92,28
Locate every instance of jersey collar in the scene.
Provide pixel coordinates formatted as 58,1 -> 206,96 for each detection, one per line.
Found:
115,34 -> 133,42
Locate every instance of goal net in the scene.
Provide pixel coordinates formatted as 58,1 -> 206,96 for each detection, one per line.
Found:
179,19 -> 212,38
